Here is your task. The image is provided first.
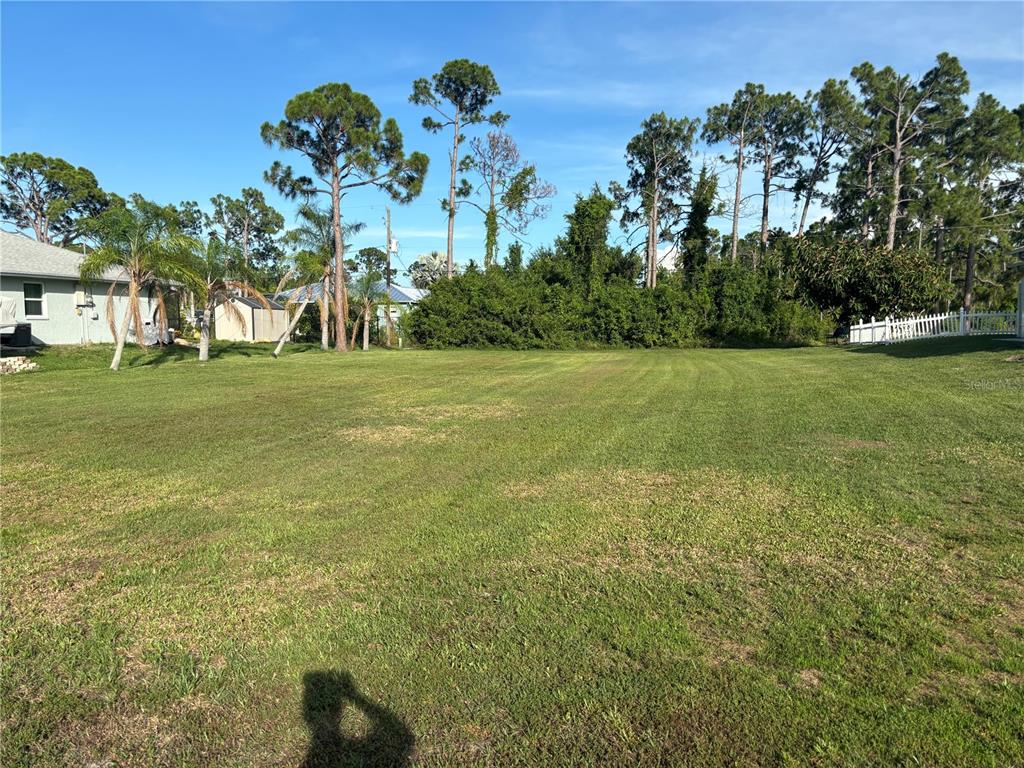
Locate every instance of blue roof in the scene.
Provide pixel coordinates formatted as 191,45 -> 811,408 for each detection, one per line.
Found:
386,283 -> 429,303
275,282 -> 427,304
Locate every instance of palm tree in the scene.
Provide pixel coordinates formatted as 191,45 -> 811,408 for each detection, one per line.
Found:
284,203 -> 365,351
188,237 -> 272,362
270,248 -> 329,359
348,260 -> 386,351
408,250 -> 449,288
80,201 -> 197,371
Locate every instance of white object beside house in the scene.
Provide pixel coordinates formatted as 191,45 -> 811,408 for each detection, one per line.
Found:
0,230 -> 172,346
214,295 -> 290,342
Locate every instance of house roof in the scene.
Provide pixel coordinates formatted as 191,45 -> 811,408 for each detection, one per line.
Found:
0,230 -> 128,283
387,283 -> 429,303
275,282 -> 329,304
275,281 -> 428,305
231,295 -> 286,311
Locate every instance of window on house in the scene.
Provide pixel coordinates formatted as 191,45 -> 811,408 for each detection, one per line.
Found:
23,282 -> 45,318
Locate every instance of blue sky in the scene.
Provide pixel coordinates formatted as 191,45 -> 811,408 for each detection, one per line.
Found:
3,1 -> 1022,275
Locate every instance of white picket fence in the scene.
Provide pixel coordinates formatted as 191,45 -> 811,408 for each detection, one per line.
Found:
849,308 -> 1017,344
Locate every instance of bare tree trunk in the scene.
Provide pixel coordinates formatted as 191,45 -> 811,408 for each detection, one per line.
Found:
885,144 -> 902,252
933,220 -> 944,264
861,154 -> 875,243
241,219 -> 250,271
648,183 -> 660,289
320,273 -> 330,351
446,110 -> 461,279
199,305 -> 212,362
759,158 -> 770,248
730,132 -> 744,264
484,184 -> 497,269
757,155 -> 772,268
964,243 -> 976,312
797,188 -> 813,237
385,206 -> 395,347
273,299 -> 309,358
362,305 -> 370,351
331,173 -> 348,352
796,155 -> 823,237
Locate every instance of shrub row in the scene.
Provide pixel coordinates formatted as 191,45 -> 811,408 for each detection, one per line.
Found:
407,264 -> 830,349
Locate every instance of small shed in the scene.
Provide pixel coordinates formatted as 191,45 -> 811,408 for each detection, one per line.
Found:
214,296 -> 289,342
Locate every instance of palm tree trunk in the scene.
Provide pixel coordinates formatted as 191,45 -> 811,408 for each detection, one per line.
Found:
110,294 -> 134,372
349,310 -> 362,351
199,305 -> 212,362
273,299 -> 309,358
362,305 -> 370,351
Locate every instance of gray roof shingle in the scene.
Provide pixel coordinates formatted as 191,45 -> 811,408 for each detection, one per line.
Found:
0,230 -> 128,282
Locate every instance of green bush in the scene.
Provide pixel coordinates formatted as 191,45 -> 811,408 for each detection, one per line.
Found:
407,263 -> 830,350
406,190 -> 834,350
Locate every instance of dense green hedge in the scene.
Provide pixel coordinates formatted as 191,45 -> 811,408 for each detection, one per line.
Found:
407,263 -> 830,349
401,190 -> 914,350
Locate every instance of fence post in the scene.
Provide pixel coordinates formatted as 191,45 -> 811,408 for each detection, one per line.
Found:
884,316 -> 891,343
959,307 -> 966,336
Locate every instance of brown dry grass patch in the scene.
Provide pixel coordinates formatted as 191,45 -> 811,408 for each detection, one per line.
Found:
336,424 -> 448,444
399,401 -> 521,423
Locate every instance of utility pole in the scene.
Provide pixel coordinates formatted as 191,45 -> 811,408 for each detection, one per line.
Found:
385,206 -> 395,347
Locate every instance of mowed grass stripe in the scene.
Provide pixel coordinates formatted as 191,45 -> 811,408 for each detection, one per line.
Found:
1,338 -> 1022,766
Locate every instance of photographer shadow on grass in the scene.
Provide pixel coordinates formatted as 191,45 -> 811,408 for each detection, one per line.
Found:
301,670 -> 414,768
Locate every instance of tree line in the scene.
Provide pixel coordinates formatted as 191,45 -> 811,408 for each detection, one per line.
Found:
2,52 -> 1021,362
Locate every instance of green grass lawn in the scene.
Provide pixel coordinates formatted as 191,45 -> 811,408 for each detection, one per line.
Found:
2,339 -> 1022,767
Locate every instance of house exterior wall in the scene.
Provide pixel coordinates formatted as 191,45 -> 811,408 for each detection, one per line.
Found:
214,301 -> 288,342
213,302 -> 249,341
375,302 -> 413,325
0,275 -> 159,345
375,302 -> 414,345
252,308 -> 289,342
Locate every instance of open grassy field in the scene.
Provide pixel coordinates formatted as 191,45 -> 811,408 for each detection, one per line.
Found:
2,339 -> 1022,767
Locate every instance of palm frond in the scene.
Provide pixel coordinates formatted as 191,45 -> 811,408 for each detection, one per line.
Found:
80,246 -> 123,283
272,267 -> 298,299
230,281 -> 273,311
220,297 -> 247,333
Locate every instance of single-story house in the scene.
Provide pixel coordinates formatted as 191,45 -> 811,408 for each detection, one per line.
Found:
214,295 -> 289,342
0,230 -> 177,346
375,284 -> 428,344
